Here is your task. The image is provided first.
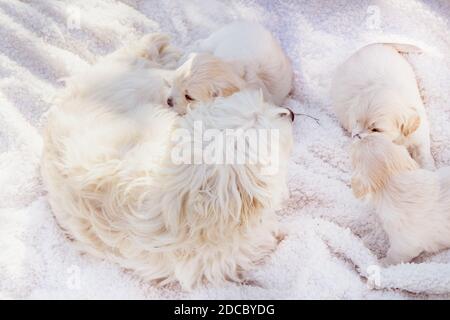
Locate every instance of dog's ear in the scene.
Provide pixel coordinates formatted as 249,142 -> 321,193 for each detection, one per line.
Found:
351,136 -> 419,200
220,85 -> 240,97
350,137 -> 388,198
351,175 -> 370,198
182,165 -> 270,233
236,174 -> 267,223
215,65 -> 245,98
351,158 -> 391,198
210,79 -> 241,99
401,113 -> 421,137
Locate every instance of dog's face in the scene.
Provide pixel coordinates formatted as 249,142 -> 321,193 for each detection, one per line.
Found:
351,134 -> 419,198
350,97 -> 421,145
167,53 -> 245,115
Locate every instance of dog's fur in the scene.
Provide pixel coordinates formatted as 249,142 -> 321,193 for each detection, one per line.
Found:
168,21 -> 293,114
331,43 -> 434,169
351,135 -> 450,265
41,34 -> 293,290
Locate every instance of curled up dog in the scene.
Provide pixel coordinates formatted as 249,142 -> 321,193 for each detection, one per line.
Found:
41,34 -> 294,290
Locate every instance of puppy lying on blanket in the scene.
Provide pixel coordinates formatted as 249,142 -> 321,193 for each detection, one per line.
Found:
331,43 -> 434,169
167,21 -> 293,115
351,134 -> 450,265
41,34 -> 294,290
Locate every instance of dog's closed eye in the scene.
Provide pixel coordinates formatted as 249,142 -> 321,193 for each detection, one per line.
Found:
185,94 -> 195,101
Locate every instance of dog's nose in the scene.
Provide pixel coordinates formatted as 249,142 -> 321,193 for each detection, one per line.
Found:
167,97 -> 174,107
286,108 -> 295,122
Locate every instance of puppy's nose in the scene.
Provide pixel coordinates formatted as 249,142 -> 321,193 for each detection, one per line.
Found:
167,97 -> 174,107
286,108 -> 295,122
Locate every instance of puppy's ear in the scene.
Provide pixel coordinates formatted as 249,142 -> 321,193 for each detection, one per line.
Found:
221,85 -> 240,97
185,165 -> 269,229
401,113 -> 421,137
210,84 -> 240,99
351,175 -> 370,198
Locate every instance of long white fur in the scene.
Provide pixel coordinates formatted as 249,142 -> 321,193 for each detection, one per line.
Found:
168,21 -> 293,114
41,34 -> 293,290
331,43 -> 434,169
351,135 -> 450,265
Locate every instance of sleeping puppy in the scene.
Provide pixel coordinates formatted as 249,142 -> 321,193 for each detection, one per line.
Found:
351,134 -> 450,265
331,43 -> 434,169
167,21 -> 293,114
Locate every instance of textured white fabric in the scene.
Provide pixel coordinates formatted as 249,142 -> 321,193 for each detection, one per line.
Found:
1,0 -> 449,299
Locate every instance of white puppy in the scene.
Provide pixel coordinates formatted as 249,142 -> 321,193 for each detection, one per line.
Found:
331,43 -> 434,169
351,134 -> 450,265
167,21 -> 293,114
42,33 -> 294,289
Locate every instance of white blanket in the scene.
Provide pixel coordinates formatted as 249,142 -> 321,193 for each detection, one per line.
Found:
1,0 -> 450,299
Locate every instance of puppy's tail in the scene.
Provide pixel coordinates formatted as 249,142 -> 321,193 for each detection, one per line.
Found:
382,42 -> 422,54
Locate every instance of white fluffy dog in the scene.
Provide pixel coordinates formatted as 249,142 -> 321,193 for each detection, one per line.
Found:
41,34 -> 294,289
167,21 -> 293,114
331,43 -> 434,169
351,134 -> 450,265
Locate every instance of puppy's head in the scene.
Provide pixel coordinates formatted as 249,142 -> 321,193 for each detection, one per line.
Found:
167,53 -> 245,115
351,134 -> 419,198
351,92 -> 421,144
